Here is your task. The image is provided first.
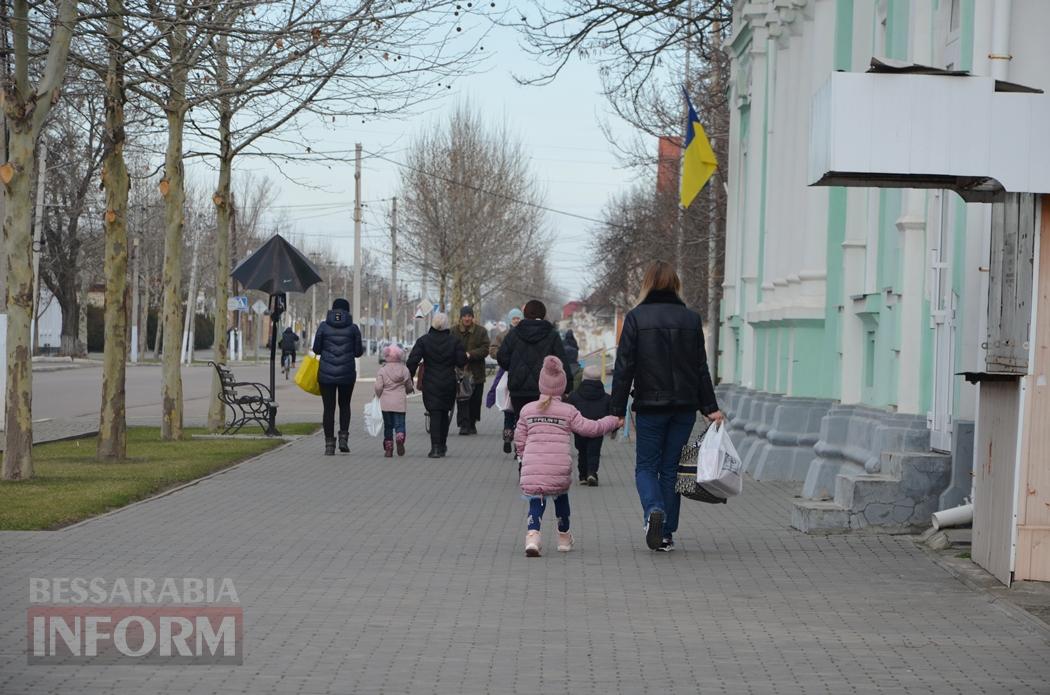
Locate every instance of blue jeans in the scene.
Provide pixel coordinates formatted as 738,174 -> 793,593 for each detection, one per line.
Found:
526,494 -> 570,532
382,411 -> 406,440
634,411 -> 697,536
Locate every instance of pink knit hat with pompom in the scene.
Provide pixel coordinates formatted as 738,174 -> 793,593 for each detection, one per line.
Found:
383,344 -> 404,363
538,355 -> 566,396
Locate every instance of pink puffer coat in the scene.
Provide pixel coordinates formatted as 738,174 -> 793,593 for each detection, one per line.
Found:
374,360 -> 414,412
515,397 -> 620,496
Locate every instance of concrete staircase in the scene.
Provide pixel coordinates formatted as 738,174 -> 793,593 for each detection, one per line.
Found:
792,450 -> 952,533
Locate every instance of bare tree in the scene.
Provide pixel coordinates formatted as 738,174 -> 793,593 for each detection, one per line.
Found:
1,0 -> 79,480
183,0 -> 485,431
398,104 -> 548,315
38,86 -> 106,357
519,0 -> 731,371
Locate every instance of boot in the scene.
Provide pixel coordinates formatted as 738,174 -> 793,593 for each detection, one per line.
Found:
324,437 -> 336,456
502,429 -> 513,454
427,447 -> 440,459
525,530 -> 541,557
395,432 -> 406,456
383,440 -> 394,458
437,444 -> 447,458
337,431 -> 349,453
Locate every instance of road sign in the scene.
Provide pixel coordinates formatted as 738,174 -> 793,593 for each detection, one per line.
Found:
251,300 -> 268,315
227,296 -> 249,312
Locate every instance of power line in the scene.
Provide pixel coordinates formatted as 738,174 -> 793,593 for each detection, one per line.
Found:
363,150 -> 630,231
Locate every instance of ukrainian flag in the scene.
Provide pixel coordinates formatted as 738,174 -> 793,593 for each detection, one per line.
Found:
680,90 -> 717,209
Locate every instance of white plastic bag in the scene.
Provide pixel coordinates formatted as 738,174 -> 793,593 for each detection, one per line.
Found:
696,422 -> 743,497
494,372 -> 511,412
363,396 -> 383,437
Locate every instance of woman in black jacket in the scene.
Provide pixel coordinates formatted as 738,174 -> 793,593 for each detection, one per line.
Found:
407,312 -> 468,458
312,298 -> 364,455
610,261 -> 724,552
496,299 -> 571,453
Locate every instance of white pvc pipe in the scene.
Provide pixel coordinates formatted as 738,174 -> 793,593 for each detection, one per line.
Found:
990,0 -> 1012,81
931,503 -> 973,530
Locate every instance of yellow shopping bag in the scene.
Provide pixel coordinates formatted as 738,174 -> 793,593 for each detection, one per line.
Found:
294,354 -> 321,396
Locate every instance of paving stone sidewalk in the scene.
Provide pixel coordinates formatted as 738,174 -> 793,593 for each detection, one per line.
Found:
1,401 -> 1048,694
0,419 -> 98,452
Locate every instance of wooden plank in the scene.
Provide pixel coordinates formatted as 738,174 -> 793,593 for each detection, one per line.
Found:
1013,193 -> 1035,367
1015,195 -> 1050,582
987,198 -> 1005,369
972,379 -> 1020,586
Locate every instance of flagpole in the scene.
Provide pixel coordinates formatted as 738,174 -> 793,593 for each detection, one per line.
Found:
676,0 -> 694,278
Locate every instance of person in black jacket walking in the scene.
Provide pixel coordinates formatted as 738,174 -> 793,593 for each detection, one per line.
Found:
563,329 -> 580,385
610,261 -> 724,552
312,298 -> 365,455
407,312 -> 468,458
496,299 -> 571,453
566,364 -> 611,486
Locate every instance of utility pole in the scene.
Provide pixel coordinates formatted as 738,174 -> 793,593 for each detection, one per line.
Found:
30,141 -> 47,354
353,143 -> 362,324
131,236 -> 140,362
390,196 -> 397,341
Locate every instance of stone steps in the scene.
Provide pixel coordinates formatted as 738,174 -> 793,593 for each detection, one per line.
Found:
792,451 -> 952,534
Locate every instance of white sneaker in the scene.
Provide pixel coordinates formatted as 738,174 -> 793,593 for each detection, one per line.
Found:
556,531 -> 574,552
525,530 -> 541,557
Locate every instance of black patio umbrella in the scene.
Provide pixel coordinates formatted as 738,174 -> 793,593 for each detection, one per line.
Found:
231,234 -> 323,435
231,233 -> 323,294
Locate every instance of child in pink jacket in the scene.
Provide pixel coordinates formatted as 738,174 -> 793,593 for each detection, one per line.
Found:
515,356 -> 620,556
374,345 -> 414,457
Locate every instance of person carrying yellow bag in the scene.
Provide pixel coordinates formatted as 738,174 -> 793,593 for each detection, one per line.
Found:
295,353 -> 322,396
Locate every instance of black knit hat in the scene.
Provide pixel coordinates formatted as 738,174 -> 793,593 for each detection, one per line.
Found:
459,305 -> 474,317
332,298 -> 350,312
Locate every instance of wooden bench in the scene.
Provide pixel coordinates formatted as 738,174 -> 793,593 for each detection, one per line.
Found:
209,361 -> 277,435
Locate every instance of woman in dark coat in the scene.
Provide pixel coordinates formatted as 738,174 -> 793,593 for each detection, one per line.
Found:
312,298 -> 364,455
563,329 -> 580,385
496,299 -> 571,459
407,312 -> 468,458
610,261 -> 724,552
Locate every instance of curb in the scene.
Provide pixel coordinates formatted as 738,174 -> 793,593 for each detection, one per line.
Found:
919,543 -> 1050,641
60,434 -> 311,531
0,428 -> 98,453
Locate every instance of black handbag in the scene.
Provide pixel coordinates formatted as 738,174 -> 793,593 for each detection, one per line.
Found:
675,432 -> 728,504
456,368 -> 474,400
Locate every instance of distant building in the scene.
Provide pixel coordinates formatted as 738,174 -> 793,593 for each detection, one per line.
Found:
561,301 -> 585,321
656,136 -> 681,198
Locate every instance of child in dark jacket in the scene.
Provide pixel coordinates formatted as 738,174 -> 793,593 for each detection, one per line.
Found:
566,365 -> 612,486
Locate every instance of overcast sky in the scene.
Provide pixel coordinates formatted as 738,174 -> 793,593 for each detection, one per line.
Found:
203,21 -> 650,304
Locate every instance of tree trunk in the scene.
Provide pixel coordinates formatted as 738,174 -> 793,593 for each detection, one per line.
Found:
59,294 -> 79,356
1,0 -> 78,478
159,108 -> 187,440
208,49 -> 233,431
98,0 -> 129,460
2,129 -> 36,479
451,268 -> 463,315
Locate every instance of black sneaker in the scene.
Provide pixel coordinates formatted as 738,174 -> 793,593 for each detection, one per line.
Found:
586,474 -> 598,487
579,477 -> 588,484
645,510 -> 665,550
503,441 -> 512,454
656,537 -> 675,552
